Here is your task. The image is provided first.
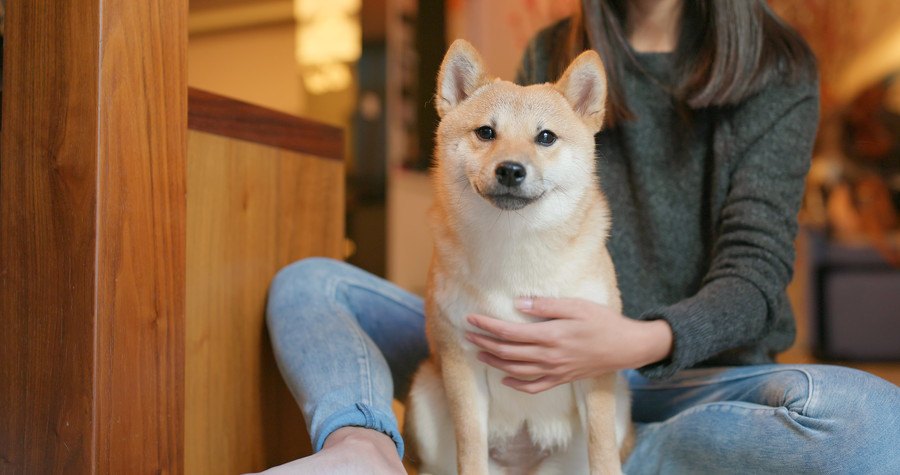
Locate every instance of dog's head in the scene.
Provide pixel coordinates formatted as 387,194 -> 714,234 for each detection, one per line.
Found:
433,39 -> 607,223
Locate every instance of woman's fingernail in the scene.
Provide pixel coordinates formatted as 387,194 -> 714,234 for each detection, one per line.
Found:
515,297 -> 533,310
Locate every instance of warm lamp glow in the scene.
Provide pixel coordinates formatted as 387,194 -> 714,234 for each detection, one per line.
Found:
303,63 -> 354,95
295,0 -> 361,21
294,0 -> 361,94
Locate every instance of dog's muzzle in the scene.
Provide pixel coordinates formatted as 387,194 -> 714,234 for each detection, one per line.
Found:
472,161 -> 545,210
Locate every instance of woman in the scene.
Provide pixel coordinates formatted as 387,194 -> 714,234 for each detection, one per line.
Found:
263,0 -> 900,473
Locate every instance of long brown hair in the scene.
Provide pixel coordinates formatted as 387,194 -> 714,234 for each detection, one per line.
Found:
553,0 -> 817,125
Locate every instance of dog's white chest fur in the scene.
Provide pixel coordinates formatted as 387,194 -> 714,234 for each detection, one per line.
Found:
441,286 -> 599,452
433,226 -> 621,449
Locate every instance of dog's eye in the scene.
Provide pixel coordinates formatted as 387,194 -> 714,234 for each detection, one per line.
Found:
475,126 -> 496,141
536,130 -> 557,146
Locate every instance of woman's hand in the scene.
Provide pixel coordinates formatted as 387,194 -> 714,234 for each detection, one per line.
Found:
465,297 -> 673,394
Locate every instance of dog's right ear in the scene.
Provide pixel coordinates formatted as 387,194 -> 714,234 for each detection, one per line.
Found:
436,39 -> 489,117
554,50 -> 607,132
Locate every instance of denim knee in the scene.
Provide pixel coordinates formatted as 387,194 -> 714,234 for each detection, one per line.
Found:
800,365 -> 900,472
267,257 -> 347,328
805,365 -> 896,418
756,368 -> 814,415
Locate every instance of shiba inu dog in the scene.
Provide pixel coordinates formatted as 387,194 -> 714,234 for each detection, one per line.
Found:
405,40 -> 631,474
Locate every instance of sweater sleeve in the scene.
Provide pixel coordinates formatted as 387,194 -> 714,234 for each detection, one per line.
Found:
637,80 -> 820,379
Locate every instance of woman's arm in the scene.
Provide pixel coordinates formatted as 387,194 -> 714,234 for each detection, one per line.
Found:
635,80 -> 820,379
466,299 -> 672,394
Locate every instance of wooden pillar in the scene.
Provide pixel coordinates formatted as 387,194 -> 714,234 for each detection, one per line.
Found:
0,0 -> 187,472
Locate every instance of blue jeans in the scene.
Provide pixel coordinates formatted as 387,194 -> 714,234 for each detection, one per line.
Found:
266,258 -> 900,474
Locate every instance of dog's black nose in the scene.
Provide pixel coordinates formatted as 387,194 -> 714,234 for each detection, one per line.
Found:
495,161 -> 526,187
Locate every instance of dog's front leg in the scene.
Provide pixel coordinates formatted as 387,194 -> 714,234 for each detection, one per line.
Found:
585,373 -> 623,475
440,348 -> 489,475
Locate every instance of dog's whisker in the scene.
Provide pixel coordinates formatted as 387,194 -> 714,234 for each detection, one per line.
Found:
555,186 -> 573,201
512,209 -> 532,226
450,176 -> 471,210
488,208 -> 503,234
542,178 -> 577,203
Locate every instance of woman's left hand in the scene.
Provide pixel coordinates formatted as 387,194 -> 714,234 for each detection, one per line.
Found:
465,297 -> 672,394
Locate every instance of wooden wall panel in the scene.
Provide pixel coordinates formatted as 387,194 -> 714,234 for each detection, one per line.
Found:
0,0 -> 187,473
188,88 -> 343,160
185,131 -> 344,474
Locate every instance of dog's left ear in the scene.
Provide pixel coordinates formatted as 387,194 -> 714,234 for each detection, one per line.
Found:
555,50 -> 607,132
436,39 -> 490,117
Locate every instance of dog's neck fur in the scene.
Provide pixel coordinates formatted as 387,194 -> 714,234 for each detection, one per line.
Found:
430,178 -> 610,292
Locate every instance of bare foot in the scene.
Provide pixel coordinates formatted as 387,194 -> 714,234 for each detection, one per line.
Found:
250,427 -> 406,475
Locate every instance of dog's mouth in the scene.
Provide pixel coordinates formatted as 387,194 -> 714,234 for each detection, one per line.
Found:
484,192 -> 540,210
474,185 -> 546,211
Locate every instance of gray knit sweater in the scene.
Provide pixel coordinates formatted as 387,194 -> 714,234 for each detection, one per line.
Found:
517,23 -> 820,379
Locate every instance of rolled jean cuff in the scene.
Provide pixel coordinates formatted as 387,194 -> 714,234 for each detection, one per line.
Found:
313,403 -> 405,458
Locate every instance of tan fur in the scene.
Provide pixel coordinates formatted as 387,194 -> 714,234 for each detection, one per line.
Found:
406,40 -> 632,475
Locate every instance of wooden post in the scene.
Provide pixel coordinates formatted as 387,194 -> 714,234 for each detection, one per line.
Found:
0,0 -> 187,472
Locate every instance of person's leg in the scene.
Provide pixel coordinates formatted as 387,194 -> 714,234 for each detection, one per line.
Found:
623,364 -> 900,475
265,257 -> 428,458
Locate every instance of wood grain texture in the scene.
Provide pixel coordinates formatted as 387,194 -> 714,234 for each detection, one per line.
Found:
0,1 -> 101,473
189,88 -> 344,161
185,130 -> 344,474
0,0 -> 187,473
94,0 -> 187,473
